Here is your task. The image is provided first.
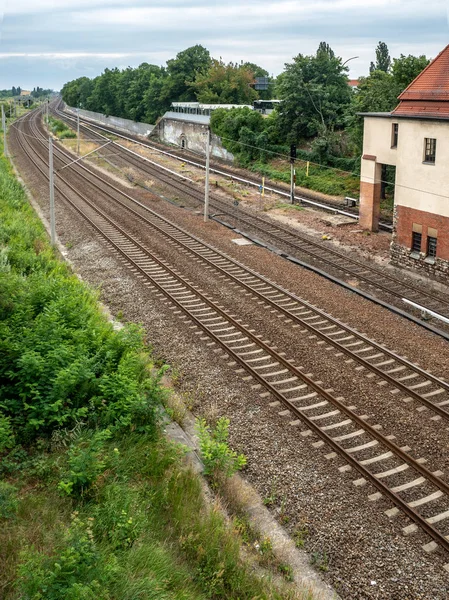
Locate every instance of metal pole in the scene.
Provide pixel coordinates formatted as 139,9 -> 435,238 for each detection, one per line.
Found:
2,105 -> 8,157
290,161 -> 295,204
49,137 -> 56,245
76,108 -> 80,155
204,128 -> 211,222
46,99 -> 49,124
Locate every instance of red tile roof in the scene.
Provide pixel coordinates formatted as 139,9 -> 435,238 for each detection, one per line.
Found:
393,45 -> 449,117
393,100 -> 449,117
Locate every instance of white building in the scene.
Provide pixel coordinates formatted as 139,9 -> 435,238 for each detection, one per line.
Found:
359,45 -> 449,278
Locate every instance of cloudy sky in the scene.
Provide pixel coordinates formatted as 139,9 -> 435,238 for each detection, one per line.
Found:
1,0 -> 449,90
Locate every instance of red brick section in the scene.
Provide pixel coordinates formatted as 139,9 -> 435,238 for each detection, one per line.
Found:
393,45 -> 449,117
395,205 -> 449,260
359,181 -> 381,232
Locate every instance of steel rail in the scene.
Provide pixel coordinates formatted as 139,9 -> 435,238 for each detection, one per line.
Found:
29,109 -> 449,419
56,102 -> 389,228
13,108 -> 449,556
54,103 -> 449,323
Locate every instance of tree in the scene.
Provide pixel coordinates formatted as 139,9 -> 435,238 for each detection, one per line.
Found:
190,60 -> 258,105
277,43 -> 351,141
161,45 -> 211,103
370,41 -> 391,73
241,62 -> 268,77
210,106 -> 276,164
317,42 -> 335,59
392,54 -> 429,90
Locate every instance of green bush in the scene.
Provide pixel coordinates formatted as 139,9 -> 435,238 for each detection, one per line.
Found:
58,430 -> 112,498
17,514 -> 114,599
0,413 -> 15,453
196,417 -> 246,479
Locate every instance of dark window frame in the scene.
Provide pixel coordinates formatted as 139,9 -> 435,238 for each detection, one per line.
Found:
424,138 -> 436,164
412,231 -> 422,253
391,123 -> 398,148
427,236 -> 437,258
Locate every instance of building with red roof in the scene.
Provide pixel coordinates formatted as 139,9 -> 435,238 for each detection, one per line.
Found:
359,45 -> 449,279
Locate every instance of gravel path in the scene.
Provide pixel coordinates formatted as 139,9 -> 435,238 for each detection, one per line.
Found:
9,124 -> 449,599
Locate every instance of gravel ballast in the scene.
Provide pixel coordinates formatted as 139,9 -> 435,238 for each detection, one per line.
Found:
9,123 -> 449,599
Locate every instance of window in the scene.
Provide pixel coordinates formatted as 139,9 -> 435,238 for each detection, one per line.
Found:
427,236 -> 437,258
391,123 -> 398,148
424,138 -> 436,163
412,231 -> 422,253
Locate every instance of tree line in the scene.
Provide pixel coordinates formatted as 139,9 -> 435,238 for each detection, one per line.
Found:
212,41 -> 429,169
61,45 -> 271,124
61,41 -> 429,169
0,86 -> 53,99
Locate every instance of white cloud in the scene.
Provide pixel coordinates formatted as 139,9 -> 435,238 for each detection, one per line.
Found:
1,0 -> 448,87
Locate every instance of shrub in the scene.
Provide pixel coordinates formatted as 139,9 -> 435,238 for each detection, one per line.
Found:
0,413 -> 15,453
196,417 -> 246,480
17,514 -> 114,599
58,430 -> 112,498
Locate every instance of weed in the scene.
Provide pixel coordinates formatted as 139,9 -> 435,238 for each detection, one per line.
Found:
258,536 -> 274,557
164,391 -> 187,426
263,480 -> 278,506
279,495 -> 289,524
311,550 -> 329,572
233,515 -> 257,545
17,513 -> 112,599
293,523 -> 309,548
65,241 -> 73,249
279,562 -> 294,582
196,417 -> 246,480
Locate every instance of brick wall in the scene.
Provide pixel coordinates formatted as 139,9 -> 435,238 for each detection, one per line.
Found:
359,181 -> 381,231
395,205 -> 449,260
391,205 -> 449,279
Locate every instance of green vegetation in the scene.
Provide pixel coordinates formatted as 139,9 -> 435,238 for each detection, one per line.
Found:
196,417 -> 247,481
61,45 -> 268,124
61,40 -> 429,201
0,143 -> 313,599
47,116 -> 76,139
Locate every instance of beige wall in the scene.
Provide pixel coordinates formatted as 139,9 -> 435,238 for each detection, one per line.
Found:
362,116 -> 449,219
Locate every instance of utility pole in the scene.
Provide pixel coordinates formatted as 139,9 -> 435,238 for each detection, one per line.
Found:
49,136 -> 56,245
46,99 -> 49,124
204,128 -> 211,222
76,108 -> 80,155
1,105 -> 8,158
290,144 -> 296,204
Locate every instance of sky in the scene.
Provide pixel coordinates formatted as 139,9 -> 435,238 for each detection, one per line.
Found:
1,0 -> 449,91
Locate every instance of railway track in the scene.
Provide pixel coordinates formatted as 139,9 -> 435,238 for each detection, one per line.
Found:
10,108 -> 449,564
57,101 -> 383,226
54,103 -> 449,332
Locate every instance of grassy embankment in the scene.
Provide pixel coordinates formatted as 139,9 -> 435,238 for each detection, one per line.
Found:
248,158 -> 360,199
0,140 -> 316,599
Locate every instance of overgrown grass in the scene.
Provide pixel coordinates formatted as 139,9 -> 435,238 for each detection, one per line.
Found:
0,142 -> 317,599
250,159 -> 360,198
47,116 -> 76,139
